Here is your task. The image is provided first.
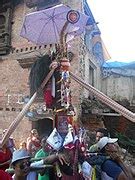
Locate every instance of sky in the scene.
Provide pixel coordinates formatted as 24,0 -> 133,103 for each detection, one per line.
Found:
87,0 -> 135,62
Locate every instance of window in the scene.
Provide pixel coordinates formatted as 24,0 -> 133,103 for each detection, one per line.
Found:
89,65 -> 94,86
88,61 -> 97,99
0,2 -> 12,55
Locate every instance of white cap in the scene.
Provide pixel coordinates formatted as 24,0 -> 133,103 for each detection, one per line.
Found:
97,137 -> 118,150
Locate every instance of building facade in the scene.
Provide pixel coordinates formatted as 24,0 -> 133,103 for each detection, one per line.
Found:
101,61 -> 135,142
0,0 -> 105,144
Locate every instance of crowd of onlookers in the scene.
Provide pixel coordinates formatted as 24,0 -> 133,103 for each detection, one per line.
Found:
0,127 -> 134,180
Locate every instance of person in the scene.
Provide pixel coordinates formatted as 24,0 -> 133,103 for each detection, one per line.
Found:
11,149 -> 67,180
27,129 -> 41,157
19,141 -> 27,150
89,128 -> 109,153
46,120 -> 85,180
0,143 -> 12,171
0,147 -> 12,171
97,137 -> 133,180
2,129 -> 16,153
35,137 -> 50,180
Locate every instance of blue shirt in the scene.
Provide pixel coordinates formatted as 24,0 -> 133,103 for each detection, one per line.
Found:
101,160 -> 123,179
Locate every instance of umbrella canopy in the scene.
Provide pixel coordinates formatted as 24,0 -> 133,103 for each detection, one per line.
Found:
20,4 -> 90,45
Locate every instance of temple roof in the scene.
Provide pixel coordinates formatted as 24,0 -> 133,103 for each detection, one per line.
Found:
102,61 -> 135,77
103,61 -> 135,68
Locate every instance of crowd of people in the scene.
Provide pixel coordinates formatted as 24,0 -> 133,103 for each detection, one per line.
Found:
0,127 -> 134,180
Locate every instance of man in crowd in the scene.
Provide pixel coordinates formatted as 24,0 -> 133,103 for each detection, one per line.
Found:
0,133 -> 12,171
27,129 -> 41,157
35,137 -> 51,180
2,129 -> 16,153
89,128 -> 109,152
97,137 -> 133,180
11,149 -> 67,180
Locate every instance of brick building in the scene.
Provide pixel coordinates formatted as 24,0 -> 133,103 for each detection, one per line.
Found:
0,0 -> 107,145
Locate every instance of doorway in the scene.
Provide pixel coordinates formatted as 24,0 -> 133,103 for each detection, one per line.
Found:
32,118 -> 53,138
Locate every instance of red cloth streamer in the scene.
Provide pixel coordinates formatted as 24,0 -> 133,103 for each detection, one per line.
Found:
43,89 -> 53,108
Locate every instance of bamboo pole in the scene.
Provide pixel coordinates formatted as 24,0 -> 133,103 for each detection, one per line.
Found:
70,72 -> 135,123
1,69 -> 55,147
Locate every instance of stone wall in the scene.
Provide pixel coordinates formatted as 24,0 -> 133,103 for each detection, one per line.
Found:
0,3 -> 36,144
0,57 -> 32,146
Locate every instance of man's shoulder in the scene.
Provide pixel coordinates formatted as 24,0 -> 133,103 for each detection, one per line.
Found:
102,159 -> 122,179
35,149 -> 47,158
102,159 -> 120,168
89,144 -> 98,152
35,149 -> 43,156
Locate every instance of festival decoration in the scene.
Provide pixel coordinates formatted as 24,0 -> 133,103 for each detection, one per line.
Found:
21,4 -> 90,178
20,4 -> 89,46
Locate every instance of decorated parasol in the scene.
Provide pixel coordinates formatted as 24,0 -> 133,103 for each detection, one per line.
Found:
20,4 -> 89,50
